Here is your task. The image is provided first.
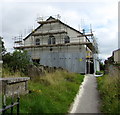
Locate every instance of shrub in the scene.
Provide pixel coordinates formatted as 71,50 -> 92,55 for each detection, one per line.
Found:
96,71 -> 103,75
3,50 -> 31,74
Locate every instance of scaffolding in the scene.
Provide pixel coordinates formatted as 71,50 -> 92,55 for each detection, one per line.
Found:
30,15 -> 68,60
14,15 -> 97,51
13,35 -> 23,48
13,15 -> 99,73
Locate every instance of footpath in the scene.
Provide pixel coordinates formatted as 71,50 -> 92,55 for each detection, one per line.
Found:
70,74 -> 100,113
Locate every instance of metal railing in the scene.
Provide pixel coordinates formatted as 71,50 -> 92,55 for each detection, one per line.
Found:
0,77 -> 30,115
0,96 -> 20,115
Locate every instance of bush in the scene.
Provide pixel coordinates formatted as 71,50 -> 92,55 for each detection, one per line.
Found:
3,50 -> 31,74
95,71 -> 103,75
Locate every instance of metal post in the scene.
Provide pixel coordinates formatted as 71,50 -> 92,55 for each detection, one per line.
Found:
11,85 -> 14,115
2,105 -> 6,115
17,97 -> 20,115
17,85 -> 20,115
11,101 -> 13,115
2,94 -> 6,115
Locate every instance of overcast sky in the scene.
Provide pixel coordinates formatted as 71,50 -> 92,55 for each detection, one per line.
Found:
0,0 -> 118,61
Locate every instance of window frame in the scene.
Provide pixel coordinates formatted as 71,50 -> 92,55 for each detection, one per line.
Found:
64,36 -> 70,44
48,35 -> 56,45
35,38 -> 40,45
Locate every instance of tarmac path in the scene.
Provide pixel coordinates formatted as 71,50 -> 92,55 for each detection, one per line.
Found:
70,74 -> 101,113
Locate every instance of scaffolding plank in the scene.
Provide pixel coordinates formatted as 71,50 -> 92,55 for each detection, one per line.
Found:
14,41 -> 22,43
32,31 -> 67,36
37,19 -> 59,24
77,33 -> 93,37
14,42 -> 95,51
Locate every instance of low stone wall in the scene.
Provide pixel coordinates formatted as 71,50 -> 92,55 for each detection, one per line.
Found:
108,65 -> 120,77
105,64 -> 120,77
0,77 -> 30,97
27,64 -> 65,78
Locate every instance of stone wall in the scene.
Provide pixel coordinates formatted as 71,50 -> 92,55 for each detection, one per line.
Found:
0,77 -> 30,97
27,64 -> 65,78
108,64 -> 120,77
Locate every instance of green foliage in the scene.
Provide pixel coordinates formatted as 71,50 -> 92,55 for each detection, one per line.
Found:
99,61 -> 105,71
3,50 -> 31,74
97,75 -> 120,113
95,71 -> 103,75
2,67 -> 25,78
19,71 -> 84,113
0,36 -> 6,56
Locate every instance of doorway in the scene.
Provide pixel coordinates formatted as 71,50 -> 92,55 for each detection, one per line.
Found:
86,60 -> 94,74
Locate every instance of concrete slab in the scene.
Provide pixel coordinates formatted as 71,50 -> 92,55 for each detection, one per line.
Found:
70,74 -> 100,113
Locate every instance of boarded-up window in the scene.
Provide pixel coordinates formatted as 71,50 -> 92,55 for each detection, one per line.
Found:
48,35 -> 56,44
64,36 -> 70,43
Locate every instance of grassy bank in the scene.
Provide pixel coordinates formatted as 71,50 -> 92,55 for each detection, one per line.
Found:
97,74 -> 120,113
5,69 -> 84,114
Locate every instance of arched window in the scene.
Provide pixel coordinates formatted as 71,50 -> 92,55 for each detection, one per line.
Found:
35,38 -> 40,45
52,37 -> 56,44
48,35 -> 56,44
48,37 -> 51,45
64,36 -> 70,44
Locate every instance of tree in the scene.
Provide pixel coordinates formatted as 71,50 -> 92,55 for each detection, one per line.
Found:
0,36 -> 6,56
3,50 -> 31,74
99,61 -> 105,71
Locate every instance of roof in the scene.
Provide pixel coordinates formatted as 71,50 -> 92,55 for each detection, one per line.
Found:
23,16 -> 83,41
113,48 -> 120,53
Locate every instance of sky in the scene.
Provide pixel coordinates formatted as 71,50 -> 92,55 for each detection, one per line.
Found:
0,0 -> 118,61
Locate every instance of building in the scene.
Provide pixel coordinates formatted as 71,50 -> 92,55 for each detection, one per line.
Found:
14,16 -> 100,74
113,48 -> 120,64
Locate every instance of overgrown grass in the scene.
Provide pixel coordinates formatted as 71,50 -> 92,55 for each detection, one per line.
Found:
5,69 -> 84,114
97,74 -> 120,113
2,67 -> 25,78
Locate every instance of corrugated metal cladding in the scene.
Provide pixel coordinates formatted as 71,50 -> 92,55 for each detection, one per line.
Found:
27,45 -> 86,74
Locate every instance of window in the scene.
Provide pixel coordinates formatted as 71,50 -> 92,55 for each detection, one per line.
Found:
48,35 -> 56,44
52,37 -> 56,44
32,59 -> 40,64
48,37 -> 51,45
64,36 -> 70,44
35,38 -> 40,45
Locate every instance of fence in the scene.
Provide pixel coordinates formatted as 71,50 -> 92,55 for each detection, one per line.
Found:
0,96 -> 20,115
0,77 -> 30,114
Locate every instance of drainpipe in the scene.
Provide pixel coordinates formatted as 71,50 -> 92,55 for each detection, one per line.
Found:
93,54 -> 96,74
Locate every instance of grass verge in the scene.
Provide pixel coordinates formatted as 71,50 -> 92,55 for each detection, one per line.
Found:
5,70 -> 84,114
97,74 -> 120,113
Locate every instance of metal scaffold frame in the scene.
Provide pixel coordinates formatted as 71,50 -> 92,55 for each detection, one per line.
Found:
14,15 -> 97,53
13,15 -> 99,74
13,35 -> 23,48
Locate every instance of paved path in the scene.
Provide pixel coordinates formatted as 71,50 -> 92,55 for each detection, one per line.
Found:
70,74 -> 100,113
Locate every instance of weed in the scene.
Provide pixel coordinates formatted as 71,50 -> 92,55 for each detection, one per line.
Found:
4,68 -> 84,113
19,70 -> 84,113
97,75 -> 120,113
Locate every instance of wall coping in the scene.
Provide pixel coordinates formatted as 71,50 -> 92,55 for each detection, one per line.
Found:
0,77 -> 30,84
